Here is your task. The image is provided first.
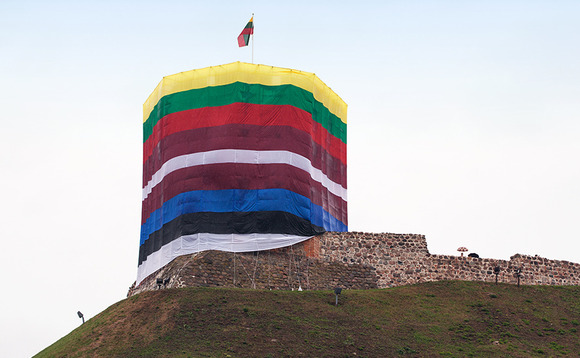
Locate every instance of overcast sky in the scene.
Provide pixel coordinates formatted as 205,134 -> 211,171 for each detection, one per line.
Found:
1,1 -> 579,357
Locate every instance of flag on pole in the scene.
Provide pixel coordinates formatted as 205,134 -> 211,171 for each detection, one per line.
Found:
237,17 -> 254,47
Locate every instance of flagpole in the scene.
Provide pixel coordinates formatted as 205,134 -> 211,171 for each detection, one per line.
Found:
251,13 -> 254,64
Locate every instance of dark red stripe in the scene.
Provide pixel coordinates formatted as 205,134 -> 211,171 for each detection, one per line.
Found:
141,163 -> 348,226
143,103 -> 346,165
142,124 -> 347,188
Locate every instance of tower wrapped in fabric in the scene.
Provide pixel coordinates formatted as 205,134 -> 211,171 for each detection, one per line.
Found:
138,62 -> 347,284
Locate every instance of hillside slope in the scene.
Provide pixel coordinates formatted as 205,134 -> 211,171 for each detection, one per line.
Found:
35,281 -> 580,357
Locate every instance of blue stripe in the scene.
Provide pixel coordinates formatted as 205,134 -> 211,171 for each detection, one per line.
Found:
140,189 -> 347,245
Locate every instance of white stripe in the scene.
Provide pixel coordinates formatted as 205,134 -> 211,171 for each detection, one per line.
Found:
142,149 -> 347,201
136,233 -> 312,285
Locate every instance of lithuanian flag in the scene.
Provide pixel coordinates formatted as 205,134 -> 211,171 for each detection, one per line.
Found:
237,17 -> 254,47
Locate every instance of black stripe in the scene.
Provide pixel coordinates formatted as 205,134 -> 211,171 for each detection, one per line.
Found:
138,211 -> 324,265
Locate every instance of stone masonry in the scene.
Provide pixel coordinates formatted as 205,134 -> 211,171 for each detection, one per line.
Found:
128,232 -> 580,296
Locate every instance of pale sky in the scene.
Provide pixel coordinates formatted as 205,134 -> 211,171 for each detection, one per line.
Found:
1,1 -> 579,357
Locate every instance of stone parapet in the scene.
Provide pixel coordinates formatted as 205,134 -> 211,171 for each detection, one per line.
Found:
128,232 -> 580,296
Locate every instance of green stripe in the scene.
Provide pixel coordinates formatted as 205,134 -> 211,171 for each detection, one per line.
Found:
143,82 -> 347,144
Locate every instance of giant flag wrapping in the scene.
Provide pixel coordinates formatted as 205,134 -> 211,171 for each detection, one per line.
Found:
138,62 -> 347,284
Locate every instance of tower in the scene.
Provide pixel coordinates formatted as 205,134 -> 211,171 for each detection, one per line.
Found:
137,62 -> 347,284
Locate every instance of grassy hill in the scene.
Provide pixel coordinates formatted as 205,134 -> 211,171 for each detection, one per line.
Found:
35,281 -> 580,357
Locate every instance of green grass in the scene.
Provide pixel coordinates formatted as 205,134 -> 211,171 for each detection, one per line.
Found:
35,281 -> 580,357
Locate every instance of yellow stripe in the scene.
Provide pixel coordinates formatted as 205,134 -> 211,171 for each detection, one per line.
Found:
143,62 -> 347,124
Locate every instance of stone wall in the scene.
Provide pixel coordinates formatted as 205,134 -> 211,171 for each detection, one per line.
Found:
318,232 -> 430,288
128,239 -> 379,296
128,231 -> 580,296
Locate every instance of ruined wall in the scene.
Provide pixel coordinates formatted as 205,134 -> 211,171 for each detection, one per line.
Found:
128,232 -> 580,296
318,232 -> 580,287
128,239 -> 379,296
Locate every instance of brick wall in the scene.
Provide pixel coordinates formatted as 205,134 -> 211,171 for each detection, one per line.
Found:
128,232 -> 580,296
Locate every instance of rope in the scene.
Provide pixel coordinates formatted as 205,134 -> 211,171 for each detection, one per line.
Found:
288,246 -> 293,289
268,250 -> 272,289
238,254 -> 257,288
291,245 -> 302,289
252,251 -> 259,289
233,251 -> 236,287
305,257 -> 310,290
